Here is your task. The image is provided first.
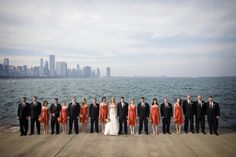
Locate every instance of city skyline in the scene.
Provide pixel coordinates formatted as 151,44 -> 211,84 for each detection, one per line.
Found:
0,55 -> 111,78
0,1 -> 236,77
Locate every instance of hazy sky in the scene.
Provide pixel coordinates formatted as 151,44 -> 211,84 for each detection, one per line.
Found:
0,0 -> 236,77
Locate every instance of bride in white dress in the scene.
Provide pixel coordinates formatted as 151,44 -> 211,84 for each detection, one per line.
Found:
104,96 -> 119,136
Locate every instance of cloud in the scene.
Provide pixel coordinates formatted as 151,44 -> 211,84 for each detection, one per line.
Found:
0,0 -> 236,76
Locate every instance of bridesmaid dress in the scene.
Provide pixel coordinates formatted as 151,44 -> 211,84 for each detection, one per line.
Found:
100,103 -> 108,123
151,105 -> 160,125
128,105 -> 137,126
174,103 -> 184,124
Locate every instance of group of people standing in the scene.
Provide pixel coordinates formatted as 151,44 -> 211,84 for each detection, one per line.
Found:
17,95 -> 220,136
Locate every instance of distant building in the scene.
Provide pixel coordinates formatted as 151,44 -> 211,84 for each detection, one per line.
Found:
96,68 -> 100,78
107,67 -> 111,77
56,61 -> 67,77
83,66 -> 92,78
33,67 -> 39,77
44,60 -> 49,76
77,64 -> 81,77
39,58 -> 44,77
49,55 -> 55,77
0,64 -> 4,76
23,65 -> 27,76
3,58 -> 9,76
4,58 -> 9,66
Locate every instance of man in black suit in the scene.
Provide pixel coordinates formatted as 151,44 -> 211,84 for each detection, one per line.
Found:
206,96 -> 220,136
17,97 -> 30,136
160,97 -> 173,134
89,97 -> 99,133
117,96 -> 129,134
194,95 -> 206,134
137,97 -> 150,135
68,97 -> 80,134
183,95 -> 195,133
50,98 -> 61,135
29,96 -> 42,135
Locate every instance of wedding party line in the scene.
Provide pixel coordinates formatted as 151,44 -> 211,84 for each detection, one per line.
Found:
17,95 -> 220,136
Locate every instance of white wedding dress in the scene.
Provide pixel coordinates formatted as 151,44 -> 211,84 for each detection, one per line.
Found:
104,106 -> 119,136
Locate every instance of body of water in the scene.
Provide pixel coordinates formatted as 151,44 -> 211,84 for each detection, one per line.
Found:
0,77 -> 236,127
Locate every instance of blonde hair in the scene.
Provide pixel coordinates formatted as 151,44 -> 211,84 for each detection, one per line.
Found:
62,100 -> 67,106
110,96 -> 116,104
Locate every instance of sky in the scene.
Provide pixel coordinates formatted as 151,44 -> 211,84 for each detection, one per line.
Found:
0,0 -> 236,77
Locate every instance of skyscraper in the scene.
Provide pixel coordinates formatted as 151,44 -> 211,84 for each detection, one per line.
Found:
3,58 -> 9,76
39,58 -> 44,77
49,55 -> 55,77
4,58 -> 9,66
107,67 -> 111,77
83,66 -> 92,78
44,60 -> 49,76
56,61 -> 67,77
96,68 -> 100,78
23,65 -> 27,76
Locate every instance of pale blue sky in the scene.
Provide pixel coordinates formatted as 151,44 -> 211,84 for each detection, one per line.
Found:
0,0 -> 236,77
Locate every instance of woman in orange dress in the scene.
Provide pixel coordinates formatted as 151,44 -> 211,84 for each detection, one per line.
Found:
40,100 -> 50,134
80,97 -> 89,133
59,100 -> 68,134
150,98 -> 160,135
174,97 -> 184,134
128,98 -> 137,134
99,96 -> 108,133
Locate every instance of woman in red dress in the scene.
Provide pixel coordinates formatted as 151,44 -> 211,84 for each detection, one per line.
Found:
40,100 -> 50,134
174,97 -> 184,134
150,98 -> 160,135
99,96 -> 108,133
59,100 -> 68,134
128,98 -> 137,135
80,97 -> 89,133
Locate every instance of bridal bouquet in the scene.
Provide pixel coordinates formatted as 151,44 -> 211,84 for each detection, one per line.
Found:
105,118 -> 110,123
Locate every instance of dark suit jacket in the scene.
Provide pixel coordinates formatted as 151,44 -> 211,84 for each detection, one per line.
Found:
183,100 -> 195,117
194,101 -> 206,117
89,103 -> 99,119
137,103 -> 150,118
17,103 -> 30,119
68,102 -> 80,118
29,102 -> 42,118
206,102 -> 220,119
117,102 -> 128,119
50,103 -> 61,118
160,103 -> 173,119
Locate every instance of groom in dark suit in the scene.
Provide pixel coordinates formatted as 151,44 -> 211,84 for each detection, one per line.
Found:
137,97 -> 150,135
117,96 -> 129,134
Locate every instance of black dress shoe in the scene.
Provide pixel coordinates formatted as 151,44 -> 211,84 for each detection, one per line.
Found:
215,132 -> 219,136
90,131 -> 94,133
202,131 -> 206,134
68,132 -> 71,135
185,131 -> 188,134
20,134 -> 23,136
167,132 -> 171,135
163,132 -> 166,134
191,131 -> 195,134
210,132 -> 213,135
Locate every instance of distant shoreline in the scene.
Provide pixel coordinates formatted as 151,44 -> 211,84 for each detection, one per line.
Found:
0,76 -> 236,79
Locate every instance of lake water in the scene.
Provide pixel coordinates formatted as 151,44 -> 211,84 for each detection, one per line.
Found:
0,77 -> 236,127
